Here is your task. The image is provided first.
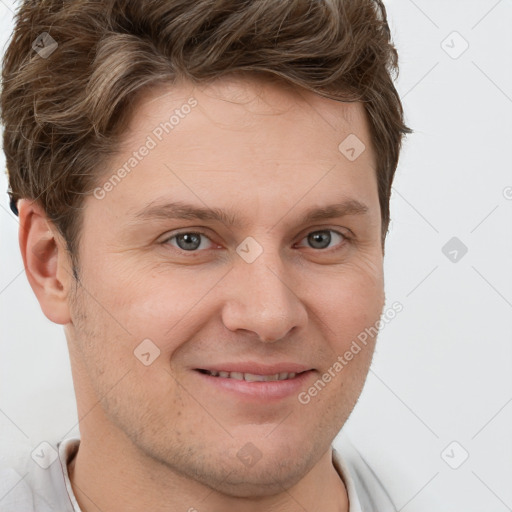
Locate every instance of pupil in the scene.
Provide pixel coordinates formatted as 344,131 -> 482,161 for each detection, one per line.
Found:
178,233 -> 200,251
309,231 -> 330,249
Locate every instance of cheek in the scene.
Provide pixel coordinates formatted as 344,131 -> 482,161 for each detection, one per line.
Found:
80,244 -> 383,358
90,264 -> 223,353
311,259 -> 385,339
317,266 -> 384,392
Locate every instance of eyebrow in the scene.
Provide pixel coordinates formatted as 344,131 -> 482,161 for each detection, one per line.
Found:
130,198 -> 369,228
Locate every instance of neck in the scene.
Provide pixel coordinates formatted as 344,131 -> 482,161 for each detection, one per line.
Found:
67,430 -> 349,512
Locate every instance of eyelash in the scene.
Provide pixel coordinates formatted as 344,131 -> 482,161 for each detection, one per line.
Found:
161,228 -> 351,254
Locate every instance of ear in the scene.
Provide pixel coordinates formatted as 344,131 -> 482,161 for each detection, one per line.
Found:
17,198 -> 74,325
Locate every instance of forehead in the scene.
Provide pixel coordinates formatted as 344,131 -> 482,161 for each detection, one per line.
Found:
120,73 -> 373,163
90,75 -> 378,227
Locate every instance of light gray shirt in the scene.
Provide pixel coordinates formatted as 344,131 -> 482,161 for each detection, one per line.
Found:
0,432 -> 396,511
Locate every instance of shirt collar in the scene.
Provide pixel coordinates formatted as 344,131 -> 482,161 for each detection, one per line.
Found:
58,438 -> 364,512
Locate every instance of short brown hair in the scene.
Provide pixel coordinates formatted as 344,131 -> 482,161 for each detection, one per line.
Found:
1,0 -> 411,271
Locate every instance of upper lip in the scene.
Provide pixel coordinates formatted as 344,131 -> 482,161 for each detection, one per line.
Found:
196,362 -> 312,375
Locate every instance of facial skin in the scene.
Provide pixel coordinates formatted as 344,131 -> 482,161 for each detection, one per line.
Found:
19,74 -> 385,512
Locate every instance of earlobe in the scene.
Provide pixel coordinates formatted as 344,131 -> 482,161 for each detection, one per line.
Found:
17,199 -> 73,325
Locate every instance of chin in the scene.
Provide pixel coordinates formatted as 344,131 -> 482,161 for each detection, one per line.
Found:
199,450 -> 315,498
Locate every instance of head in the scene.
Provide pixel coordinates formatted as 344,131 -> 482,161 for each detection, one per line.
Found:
2,0 -> 410,498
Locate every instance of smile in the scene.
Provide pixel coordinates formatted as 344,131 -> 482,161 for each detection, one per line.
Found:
198,369 -> 299,381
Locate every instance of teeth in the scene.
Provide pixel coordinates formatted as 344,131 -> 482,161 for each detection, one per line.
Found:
244,373 -> 279,382
204,370 -> 298,381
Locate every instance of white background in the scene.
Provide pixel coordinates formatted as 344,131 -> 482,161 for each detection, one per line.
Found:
1,1 -> 511,510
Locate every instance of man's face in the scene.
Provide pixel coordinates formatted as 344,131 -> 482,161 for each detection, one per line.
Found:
65,75 -> 385,496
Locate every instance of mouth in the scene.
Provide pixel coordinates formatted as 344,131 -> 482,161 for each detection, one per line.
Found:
193,366 -> 315,401
196,369 -> 303,382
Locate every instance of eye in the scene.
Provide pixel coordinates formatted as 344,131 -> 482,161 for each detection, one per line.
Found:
161,228 -> 349,254
296,229 -> 348,251
162,231 -> 214,252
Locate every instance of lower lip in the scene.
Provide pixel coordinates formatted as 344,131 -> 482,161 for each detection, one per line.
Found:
194,370 -> 315,401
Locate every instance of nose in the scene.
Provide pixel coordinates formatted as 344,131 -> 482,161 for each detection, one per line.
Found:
220,246 -> 307,343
